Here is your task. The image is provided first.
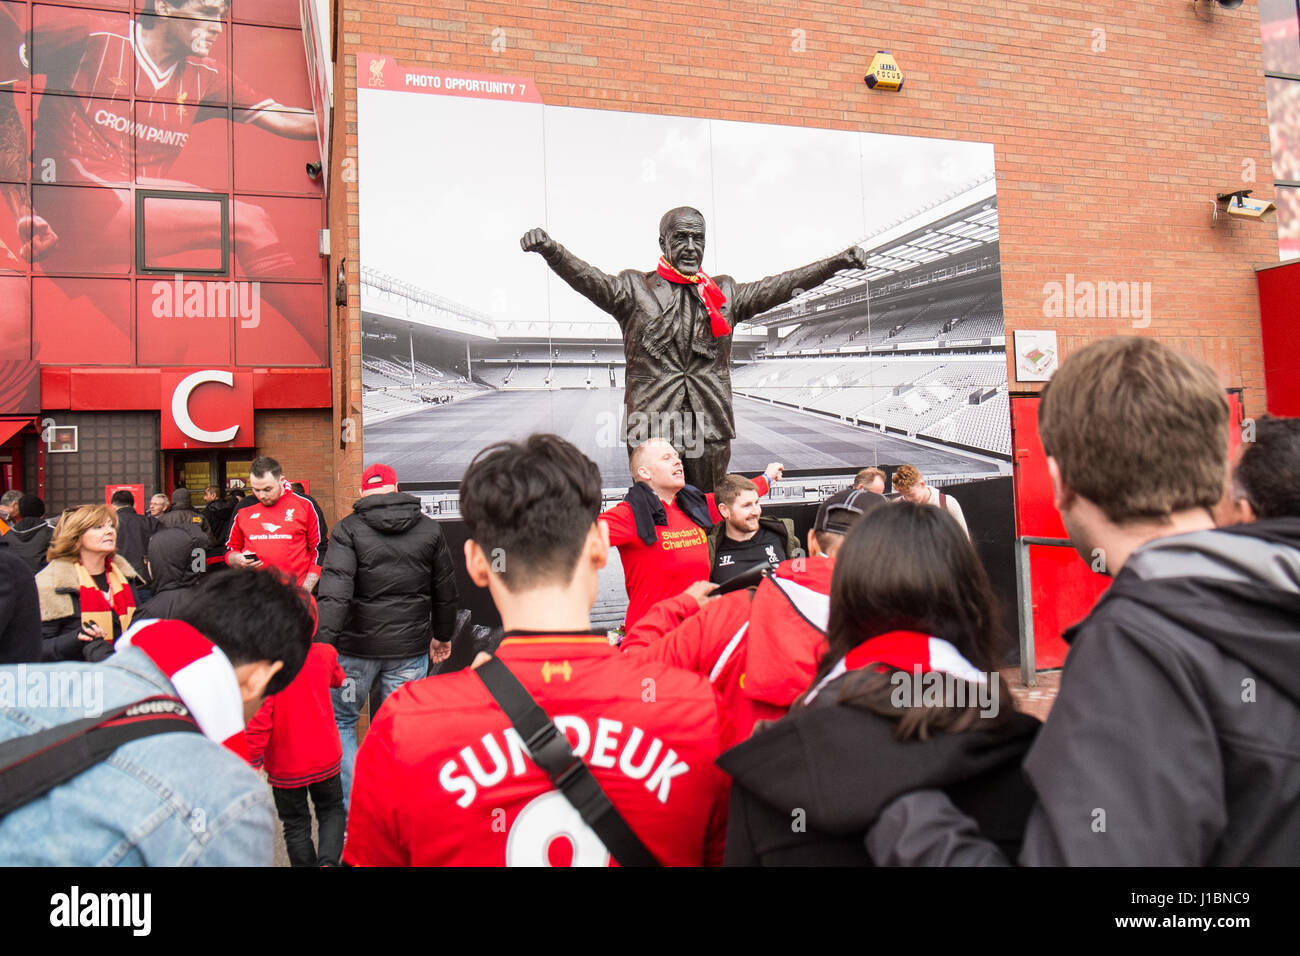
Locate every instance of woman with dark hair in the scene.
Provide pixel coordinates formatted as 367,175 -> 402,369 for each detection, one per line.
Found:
35,504 -> 143,662
718,502 -> 1040,865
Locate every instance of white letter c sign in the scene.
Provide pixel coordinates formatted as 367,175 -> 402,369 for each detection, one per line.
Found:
172,370 -> 239,443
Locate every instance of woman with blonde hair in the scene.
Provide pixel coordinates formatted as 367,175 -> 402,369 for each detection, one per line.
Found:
35,504 -> 143,662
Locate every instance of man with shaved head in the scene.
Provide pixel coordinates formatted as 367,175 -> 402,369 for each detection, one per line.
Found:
522,209 -> 867,490
598,438 -> 785,629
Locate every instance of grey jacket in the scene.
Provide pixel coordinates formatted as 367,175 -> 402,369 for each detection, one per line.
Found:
867,518 -> 1300,866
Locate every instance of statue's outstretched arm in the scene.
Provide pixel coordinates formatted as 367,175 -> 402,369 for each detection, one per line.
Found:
731,246 -> 868,324
521,227 -> 630,319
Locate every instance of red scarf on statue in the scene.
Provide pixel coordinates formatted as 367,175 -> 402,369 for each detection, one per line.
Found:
77,558 -> 137,642
657,256 -> 731,337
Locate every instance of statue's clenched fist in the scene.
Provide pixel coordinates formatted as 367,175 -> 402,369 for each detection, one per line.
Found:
842,245 -> 869,270
520,228 -> 555,256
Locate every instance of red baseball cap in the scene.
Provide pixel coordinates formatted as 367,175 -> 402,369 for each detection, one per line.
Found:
361,463 -> 398,489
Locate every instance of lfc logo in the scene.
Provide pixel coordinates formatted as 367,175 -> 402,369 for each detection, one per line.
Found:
176,90 -> 188,120
368,56 -> 386,87
541,661 -> 572,683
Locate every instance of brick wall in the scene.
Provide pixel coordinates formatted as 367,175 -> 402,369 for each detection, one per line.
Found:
329,0 -> 1279,490
255,409 -> 337,519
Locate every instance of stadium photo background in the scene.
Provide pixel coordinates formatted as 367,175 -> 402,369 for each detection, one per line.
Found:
357,83 -> 1012,498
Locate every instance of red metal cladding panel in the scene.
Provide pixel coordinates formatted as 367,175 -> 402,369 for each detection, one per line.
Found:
1011,395 -> 1111,670
69,367 -> 159,409
160,368 -> 255,448
40,366 -> 70,408
1256,261 -> 1300,417
1011,396 -> 1065,539
252,367 -> 331,407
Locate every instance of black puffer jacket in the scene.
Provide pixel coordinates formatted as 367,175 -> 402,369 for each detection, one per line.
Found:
316,492 -> 459,659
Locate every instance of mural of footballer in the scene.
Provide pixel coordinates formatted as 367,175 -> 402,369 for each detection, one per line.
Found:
0,0 -> 324,363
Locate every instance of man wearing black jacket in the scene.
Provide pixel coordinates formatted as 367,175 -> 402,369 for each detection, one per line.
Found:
866,337 -> 1300,866
317,463 -> 459,804
112,490 -> 159,596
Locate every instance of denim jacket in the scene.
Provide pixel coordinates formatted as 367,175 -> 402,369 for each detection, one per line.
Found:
0,645 -> 274,865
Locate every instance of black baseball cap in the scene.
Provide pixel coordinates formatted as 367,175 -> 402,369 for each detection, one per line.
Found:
813,487 -> 884,535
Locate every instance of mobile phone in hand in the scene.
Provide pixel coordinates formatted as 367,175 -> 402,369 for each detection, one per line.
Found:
243,552 -> 259,563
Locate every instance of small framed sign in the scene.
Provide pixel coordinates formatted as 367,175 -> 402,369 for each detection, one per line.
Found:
1014,330 -> 1059,383
47,425 -> 78,453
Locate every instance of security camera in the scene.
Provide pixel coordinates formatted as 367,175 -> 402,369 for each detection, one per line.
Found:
1217,190 -> 1276,221
1193,0 -> 1244,20
305,161 -> 323,180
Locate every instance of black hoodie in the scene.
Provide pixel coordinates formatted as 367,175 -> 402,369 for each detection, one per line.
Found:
316,492 -> 459,659
134,526 -> 204,621
3,516 -> 53,573
867,518 -> 1300,866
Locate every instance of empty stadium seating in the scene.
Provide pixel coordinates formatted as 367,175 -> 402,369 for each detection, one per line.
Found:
732,355 -> 1010,455
771,289 -> 1004,355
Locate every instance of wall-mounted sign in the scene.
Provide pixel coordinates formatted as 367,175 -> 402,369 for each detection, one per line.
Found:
47,426 -> 78,453
161,369 -> 255,448
105,484 -> 146,515
1014,330 -> 1059,382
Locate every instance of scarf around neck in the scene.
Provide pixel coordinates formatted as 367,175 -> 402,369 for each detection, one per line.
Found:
77,557 -> 136,641
657,256 -> 731,337
804,629 -> 988,704
116,619 -> 250,761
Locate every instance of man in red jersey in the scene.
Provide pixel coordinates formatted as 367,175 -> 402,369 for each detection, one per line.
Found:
622,486 -> 884,748
599,437 -> 784,629
225,456 -> 322,590
344,434 -> 729,867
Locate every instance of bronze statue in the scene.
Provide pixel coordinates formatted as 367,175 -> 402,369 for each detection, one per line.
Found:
522,207 -> 867,491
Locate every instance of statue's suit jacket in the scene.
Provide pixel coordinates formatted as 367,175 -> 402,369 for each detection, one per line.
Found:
540,243 -> 852,442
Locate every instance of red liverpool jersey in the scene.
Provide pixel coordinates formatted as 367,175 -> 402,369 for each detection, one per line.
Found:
225,482 -> 323,585
343,632 -> 729,867
600,474 -> 768,629
2,10 -> 274,183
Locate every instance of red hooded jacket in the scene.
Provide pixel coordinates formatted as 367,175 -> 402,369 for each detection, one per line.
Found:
620,556 -> 833,749
246,643 -> 346,788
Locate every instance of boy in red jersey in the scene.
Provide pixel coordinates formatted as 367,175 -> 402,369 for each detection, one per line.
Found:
599,437 -> 783,628
246,641 -> 347,866
344,434 -> 729,867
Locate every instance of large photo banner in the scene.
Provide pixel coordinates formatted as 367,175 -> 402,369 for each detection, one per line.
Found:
357,54 -> 1010,499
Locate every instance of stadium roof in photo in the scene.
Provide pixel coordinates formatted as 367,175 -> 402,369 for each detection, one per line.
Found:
750,175 -> 1000,327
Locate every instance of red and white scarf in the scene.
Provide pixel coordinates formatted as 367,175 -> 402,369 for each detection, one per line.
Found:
657,256 -> 731,337
804,629 -> 988,703
77,558 -> 136,641
116,619 -> 250,762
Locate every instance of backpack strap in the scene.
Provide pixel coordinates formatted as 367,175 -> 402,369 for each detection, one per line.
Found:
474,656 -> 660,867
0,696 -> 201,819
